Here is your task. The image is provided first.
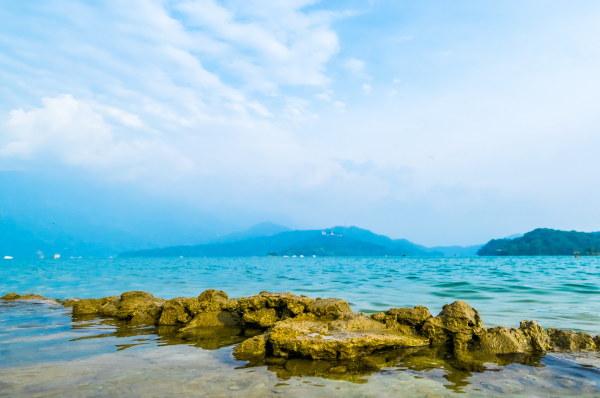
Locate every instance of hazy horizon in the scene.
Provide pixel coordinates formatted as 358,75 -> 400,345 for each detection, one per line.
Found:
2,1 -> 600,247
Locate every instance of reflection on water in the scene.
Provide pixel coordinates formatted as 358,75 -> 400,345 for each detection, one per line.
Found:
1,301 -> 600,396
71,313 -> 264,351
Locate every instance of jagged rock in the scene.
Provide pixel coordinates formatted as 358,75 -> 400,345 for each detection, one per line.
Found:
99,296 -> 121,316
196,289 -> 238,312
329,316 -> 385,333
595,335 -> 600,350
548,328 -> 596,351
422,300 -> 483,350
519,320 -> 550,351
73,297 -> 112,315
471,321 -> 549,354
158,297 -> 195,325
238,292 -> 315,328
386,306 -> 432,326
306,298 -> 351,318
268,318 -> 429,360
117,291 -> 165,325
62,298 -> 81,307
180,311 -> 241,330
178,289 -> 241,331
2,293 -> 49,301
233,333 -> 270,359
243,308 -> 279,328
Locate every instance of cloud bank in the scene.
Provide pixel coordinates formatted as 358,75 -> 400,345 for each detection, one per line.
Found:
1,0 -> 600,245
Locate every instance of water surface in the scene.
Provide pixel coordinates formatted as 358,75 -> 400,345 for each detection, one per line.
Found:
1,257 -> 599,397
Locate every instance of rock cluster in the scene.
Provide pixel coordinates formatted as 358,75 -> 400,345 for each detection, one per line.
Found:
3,289 -> 600,367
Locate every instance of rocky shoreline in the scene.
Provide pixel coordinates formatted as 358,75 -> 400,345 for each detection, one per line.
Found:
2,290 -> 599,375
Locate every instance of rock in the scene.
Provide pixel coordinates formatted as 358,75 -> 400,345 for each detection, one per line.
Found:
595,335 -> 600,350
386,306 -> 432,327
99,296 -> 121,316
158,297 -> 195,325
180,311 -> 241,330
176,290 -> 242,330
238,292 -> 314,328
233,333 -> 270,359
117,291 -> 165,325
243,308 -> 279,328
471,321 -> 549,355
73,298 -> 112,315
196,289 -> 238,312
472,327 -> 529,354
2,293 -> 49,301
519,320 -> 550,351
268,318 -> 429,360
548,329 -> 596,351
62,298 -> 81,307
422,301 -> 483,350
329,316 -> 385,333
306,298 -> 351,318
19,294 -> 48,300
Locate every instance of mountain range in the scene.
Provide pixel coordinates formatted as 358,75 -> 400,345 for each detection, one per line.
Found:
120,225 -> 482,258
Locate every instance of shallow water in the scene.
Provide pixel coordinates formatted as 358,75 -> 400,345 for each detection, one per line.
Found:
1,257 -> 600,396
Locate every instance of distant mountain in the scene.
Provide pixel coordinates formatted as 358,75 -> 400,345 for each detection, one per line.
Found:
477,228 -> 600,256
427,244 -> 484,257
211,222 -> 291,244
120,226 -> 445,258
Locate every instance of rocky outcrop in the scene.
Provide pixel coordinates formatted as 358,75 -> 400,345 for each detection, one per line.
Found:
471,321 -> 549,354
2,293 -> 49,301
238,292 -> 315,328
548,328 -> 596,351
62,298 -> 81,307
1,293 -> 59,304
1,293 -> 21,300
179,289 -> 240,331
3,289 -> 600,364
72,291 -> 165,325
422,300 -> 483,350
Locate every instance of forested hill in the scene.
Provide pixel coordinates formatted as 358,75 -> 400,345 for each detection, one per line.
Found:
477,228 -> 600,256
120,226 -> 444,258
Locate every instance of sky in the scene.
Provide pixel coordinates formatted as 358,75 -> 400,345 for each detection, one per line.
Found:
1,0 -> 600,246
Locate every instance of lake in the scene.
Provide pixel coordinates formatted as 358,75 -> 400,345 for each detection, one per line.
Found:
1,256 -> 599,396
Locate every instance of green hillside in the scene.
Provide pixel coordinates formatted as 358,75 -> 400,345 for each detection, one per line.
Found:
477,228 -> 600,256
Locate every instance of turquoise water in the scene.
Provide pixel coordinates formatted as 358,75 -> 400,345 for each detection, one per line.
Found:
1,256 -> 600,397
2,256 -> 599,332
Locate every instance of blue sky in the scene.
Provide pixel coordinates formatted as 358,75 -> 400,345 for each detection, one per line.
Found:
1,0 -> 600,246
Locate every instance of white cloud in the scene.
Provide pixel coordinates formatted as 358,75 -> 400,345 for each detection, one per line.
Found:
1,95 -> 192,177
333,101 -> 346,112
362,84 -> 372,95
343,58 -> 365,75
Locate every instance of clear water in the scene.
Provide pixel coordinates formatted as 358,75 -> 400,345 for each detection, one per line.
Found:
1,257 -> 600,397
